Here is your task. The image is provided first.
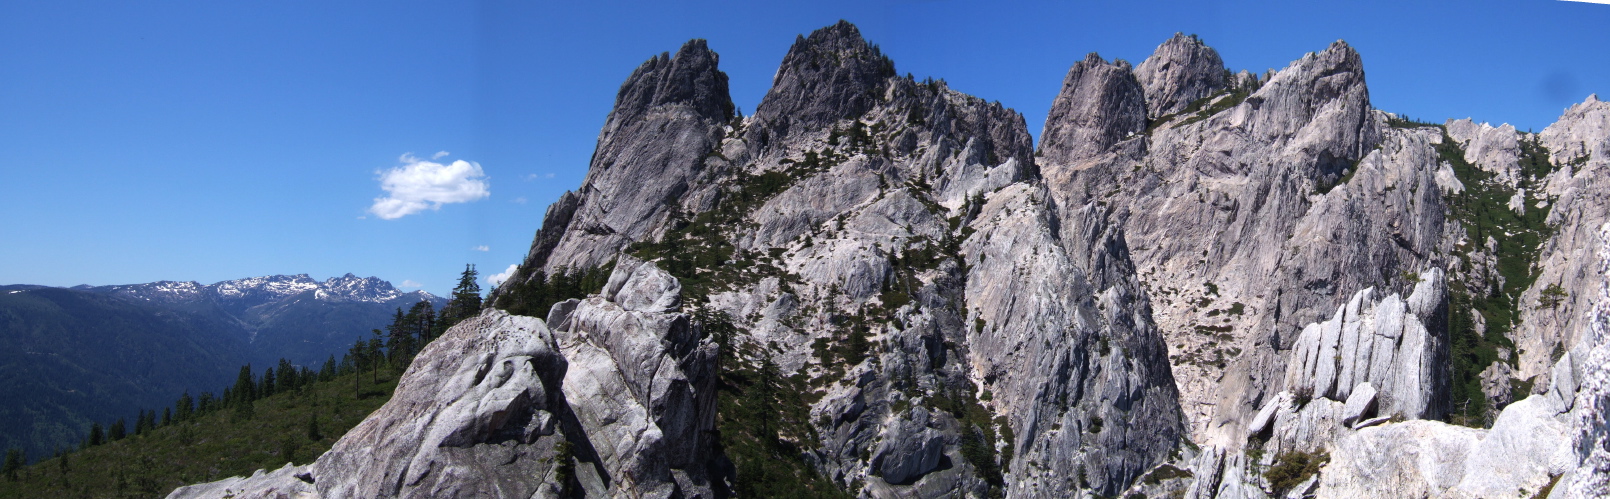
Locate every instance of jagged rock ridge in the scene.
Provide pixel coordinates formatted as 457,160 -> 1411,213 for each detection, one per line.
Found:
176,22 -> 1610,499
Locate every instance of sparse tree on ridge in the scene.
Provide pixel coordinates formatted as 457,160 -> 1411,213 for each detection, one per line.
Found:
441,264 -> 481,328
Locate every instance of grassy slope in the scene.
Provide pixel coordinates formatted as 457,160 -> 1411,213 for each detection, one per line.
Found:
0,370 -> 398,499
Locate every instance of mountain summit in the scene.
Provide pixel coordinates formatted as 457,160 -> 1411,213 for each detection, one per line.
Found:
172,22 -> 1610,498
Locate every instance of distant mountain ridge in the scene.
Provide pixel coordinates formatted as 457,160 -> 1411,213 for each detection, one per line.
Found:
80,273 -> 431,308
0,273 -> 443,461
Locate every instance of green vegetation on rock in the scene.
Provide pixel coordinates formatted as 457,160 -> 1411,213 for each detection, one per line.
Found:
1437,130 -> 1556,426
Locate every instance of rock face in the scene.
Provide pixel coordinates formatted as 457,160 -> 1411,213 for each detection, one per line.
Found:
1134,33 -> 1228,119
171,260 -> 719,499
518,39 -> 735,274
174,23 -> 1610,499
501,21 -> 1182,498
1281,269 -> 1449,421
1318,222 -> 1610,499
1038,53 -> 1147,163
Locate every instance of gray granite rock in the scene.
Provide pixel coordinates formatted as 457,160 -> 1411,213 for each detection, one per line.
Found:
1135,33 -> 1228,119
1340,382 -> 1377,427
1038,52 -> 1147,165
167,463 -> 316,499
172,261 -> 718,498
1283,268 -> 1449,421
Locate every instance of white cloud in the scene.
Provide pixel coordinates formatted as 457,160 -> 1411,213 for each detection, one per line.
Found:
400,279 -> 422,288
487,264 -> 519,287
524,173 -> 539,181
432,150 -> 450,159
369,153 -> 490,220
473,245 -> 489,252
512,197 -> 528,204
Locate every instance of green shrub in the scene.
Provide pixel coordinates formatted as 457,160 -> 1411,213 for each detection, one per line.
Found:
1263,450 -> 1329,495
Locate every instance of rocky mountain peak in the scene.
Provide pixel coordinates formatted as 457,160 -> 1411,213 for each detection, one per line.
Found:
1135,32 -> 1227,118
609,38 -> 733,129
517,36 -> 737,274
751,20 -> 897,141
1541,93 -> 1610,168
1037,51 -> 1147,167
1239,38 -> 1375,182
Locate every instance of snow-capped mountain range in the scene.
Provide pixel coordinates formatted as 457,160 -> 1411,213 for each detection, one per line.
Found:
79,273 -> 433,308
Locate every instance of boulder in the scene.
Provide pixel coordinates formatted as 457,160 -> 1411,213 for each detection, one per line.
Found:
1340,382 -> 1378,427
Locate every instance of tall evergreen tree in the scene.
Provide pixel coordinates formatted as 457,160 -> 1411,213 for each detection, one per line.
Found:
278,358 -> 299,393
320,355 -> 337,381
3,448 -> 23,481
87,423 -> 104,447
442,264 -> 482,327
409,300 -> 437,344
108,418 -> 126,441
176,392 -> 195,421
232,364 -> 256,404
386,308 -> 413,364
260,367 -> 277,399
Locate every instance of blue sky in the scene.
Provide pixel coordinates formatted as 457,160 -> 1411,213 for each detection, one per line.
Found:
2,0 -> 1606,296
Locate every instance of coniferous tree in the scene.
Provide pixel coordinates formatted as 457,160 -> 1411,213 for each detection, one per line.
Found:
442,264 -> 482,327
368,329 -> 384,384
320,355 -> 337,381
88,423 -> 104,447
260,367 -> 277,398
278,358 -> 298,393
3,448 -> 23,481
162,407 -> 172,426
307,414 -> 323,441
409,300 -> 437,345
232,364 -> 255,404
176,392 -> 195,421
109,418 -> 127,441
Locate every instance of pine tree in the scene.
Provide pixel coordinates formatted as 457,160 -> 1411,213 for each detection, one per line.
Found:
320,355 -> 337,381
306,414 -> 323,441
162,407 -> 172,426
386,308 -> 412,364
442,264 -> 482,327
368,329 -> 384,384
88,423 -> 105,446
260,367 -> 277,398
109,418 -> 127,441
3,448 -> 23,481
278,358 -> 298,393
232,364 -> 256,404
176,392 -> 195,421
409,300 -> 436,345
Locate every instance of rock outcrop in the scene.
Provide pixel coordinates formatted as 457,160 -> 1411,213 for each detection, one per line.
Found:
517,39 -> 736,274
172,23 -> 1610,499
501,21 -> 1183,498
171,260 -> 718,499
1038,53 -> 1147,164
1135,33 -> 1228,119
1281,268 -> 1449,422
1319,222 -> 1610,499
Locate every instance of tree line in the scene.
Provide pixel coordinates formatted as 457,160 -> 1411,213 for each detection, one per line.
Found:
1,265 -> 484,473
